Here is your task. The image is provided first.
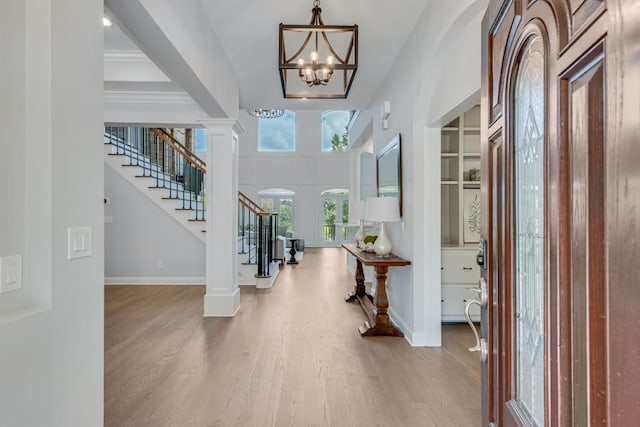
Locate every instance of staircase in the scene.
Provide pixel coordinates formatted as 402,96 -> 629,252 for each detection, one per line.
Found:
104,127 -> 281,286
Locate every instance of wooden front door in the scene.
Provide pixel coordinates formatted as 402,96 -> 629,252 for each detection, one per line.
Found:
478,0 -> 640,425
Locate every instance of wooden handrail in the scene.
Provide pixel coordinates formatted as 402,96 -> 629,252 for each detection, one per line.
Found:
150,128 -> 207,174
238,191 -> 263,213
239,198 -> 262,215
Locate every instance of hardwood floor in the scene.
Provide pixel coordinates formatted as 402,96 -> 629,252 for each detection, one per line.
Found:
105,248 -> 480,426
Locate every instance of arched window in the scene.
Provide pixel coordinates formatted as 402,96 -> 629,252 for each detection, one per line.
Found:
321,188 -> 349,244
257,188 -> 295,232
321,111 -> 350,152
258,110 -> 296,152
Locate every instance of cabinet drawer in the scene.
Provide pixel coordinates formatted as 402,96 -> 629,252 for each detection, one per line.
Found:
441,285 -> 480,322
441,250 -> 479,283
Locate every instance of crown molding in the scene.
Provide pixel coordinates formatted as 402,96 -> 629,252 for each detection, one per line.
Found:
104,49 -> 151,63
104,90 -> 196,105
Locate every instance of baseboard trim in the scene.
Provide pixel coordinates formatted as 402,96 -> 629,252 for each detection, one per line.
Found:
387,307 -> 420,347
256,262 -> 281,289
105,277 -> 205,285
203,288 -> 241,317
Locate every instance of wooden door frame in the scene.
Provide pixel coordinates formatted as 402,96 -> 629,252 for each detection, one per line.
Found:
480,0 -> 617,425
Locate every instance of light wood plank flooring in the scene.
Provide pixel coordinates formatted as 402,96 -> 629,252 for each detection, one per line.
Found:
105,248 -> 480,426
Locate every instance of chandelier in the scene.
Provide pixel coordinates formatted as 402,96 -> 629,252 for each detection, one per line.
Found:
278,0 -> 358,99
247,109 -> 285,119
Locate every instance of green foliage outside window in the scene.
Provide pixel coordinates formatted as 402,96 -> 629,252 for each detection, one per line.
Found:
322,111 -> 350,152
330,126 -> 349,152
342,199 -> 349,223
323,199 -> 337,225
279,199 -> 293,232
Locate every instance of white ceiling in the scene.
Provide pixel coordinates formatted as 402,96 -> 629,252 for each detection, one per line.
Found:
105,0 -> 430,112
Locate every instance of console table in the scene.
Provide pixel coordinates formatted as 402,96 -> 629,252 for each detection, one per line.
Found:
342,243 -> 411,337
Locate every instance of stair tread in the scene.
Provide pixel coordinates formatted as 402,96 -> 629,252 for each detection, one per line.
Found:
105,136 -> 207,242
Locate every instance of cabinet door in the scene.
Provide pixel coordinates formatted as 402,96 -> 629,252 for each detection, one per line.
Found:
442,285 -> 480,322
441,250 -> 479,283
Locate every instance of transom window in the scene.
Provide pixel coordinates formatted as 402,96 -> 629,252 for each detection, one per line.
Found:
258,110 -> 296,152
321,111 -> 350,152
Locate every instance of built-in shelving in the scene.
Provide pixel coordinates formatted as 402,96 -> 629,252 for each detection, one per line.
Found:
440,105 -> 482,323
440,105 -> 481,247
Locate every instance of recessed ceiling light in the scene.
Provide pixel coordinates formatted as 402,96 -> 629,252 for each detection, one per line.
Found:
103,17 -> 112,27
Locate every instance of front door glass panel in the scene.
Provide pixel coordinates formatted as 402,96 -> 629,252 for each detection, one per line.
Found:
513,35 -> 545,426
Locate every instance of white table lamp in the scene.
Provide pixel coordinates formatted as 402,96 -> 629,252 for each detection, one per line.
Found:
365,197 -> 400,256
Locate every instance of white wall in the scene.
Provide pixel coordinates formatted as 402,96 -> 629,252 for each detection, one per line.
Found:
0,0 -> 104,425
238,110 -> 350,247
104,167 -> 205,282
349,0 -> 488,346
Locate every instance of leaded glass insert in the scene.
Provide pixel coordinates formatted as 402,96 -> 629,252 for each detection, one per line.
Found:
514,35 -> 545,426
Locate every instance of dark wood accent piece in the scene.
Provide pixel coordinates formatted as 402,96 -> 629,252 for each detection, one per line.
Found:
184,128 -> 193,152
342,244 -> 411,337
344,256 -> 366,302
286,238 -> 299,265
487,0 -> 518,123
481,0 -> 635,425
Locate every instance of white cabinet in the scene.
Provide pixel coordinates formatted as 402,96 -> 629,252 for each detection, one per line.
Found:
441,248 -> 480,322
440,105 -> 482,323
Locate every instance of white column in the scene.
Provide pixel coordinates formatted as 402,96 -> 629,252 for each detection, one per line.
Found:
200,119 -> 244,316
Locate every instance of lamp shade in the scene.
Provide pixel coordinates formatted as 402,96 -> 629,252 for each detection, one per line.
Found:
365,197 -> 400,222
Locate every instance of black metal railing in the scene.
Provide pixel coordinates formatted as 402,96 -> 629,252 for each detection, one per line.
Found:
238,194 -> 260,257
237,192 -> 280,277
105,127 -> 281,279
255,212 -> 279,278
104,126 -> 206,221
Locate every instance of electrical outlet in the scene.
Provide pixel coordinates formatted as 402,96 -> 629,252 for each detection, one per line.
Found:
157,260 -> 164,270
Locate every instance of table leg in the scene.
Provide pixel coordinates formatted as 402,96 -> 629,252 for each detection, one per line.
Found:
345,259 -> 366,302
358,265 -> 404,337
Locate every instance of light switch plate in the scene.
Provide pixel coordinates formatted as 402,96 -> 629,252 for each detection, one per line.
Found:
68,226 -> 93,260
0,255 -> 22,294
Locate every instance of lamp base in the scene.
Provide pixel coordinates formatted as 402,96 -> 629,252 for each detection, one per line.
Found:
373,222 -> 392,257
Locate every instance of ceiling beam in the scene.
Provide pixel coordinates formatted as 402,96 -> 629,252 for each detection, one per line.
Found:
105,0 -> 239,119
